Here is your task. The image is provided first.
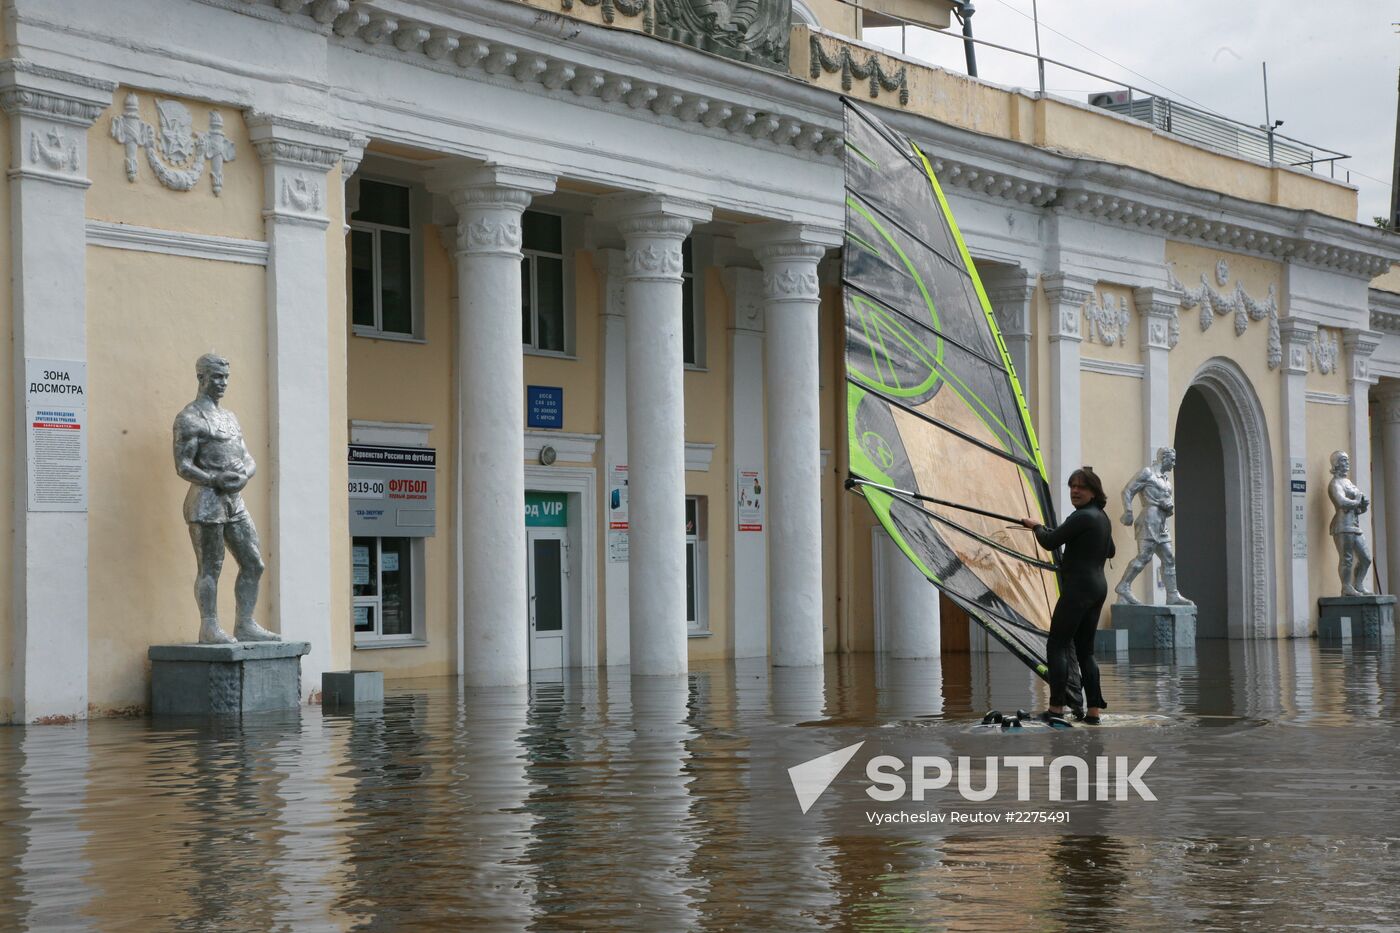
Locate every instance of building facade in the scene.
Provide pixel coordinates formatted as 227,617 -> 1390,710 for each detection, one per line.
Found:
3,0 -> 1400,722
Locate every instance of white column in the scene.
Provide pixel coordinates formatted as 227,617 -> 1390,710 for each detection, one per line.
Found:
597,194 -> 711,676
1343,329 -> 1382,553
1278,318 -> 1316,636
879,530 -> 941,658
1136,286 -> 1181,605
985,270 -> 1035,403
724,265 -> 769,659
738,223 -> 840,667
434,164 -> 556,686
1,66 -> 113,722
597,247 -> 631,666
248,115 -> 355,697
1042,274 -> 1093,520
1376,382 -> 1400,596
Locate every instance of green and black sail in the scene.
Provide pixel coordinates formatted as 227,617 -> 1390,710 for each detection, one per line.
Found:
841,99 -> 1065,684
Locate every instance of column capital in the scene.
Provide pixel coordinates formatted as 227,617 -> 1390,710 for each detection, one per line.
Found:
246,113 -> 357,170
342,133 -> 371,179
595,192 -> 712,240
0,61 -> 114,126
1343,328 -> 1383,386
983,268 -> 1036,338
1278,317 -> 1319,376
735,222 -> 841,267
430,162 -> 556,258
1043,273 -> 1093,343
1375,380 -> 1400,423
1133,286 -> 1182,352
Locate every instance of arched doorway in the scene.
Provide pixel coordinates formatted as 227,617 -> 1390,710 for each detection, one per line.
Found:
1173,359 -> 1275,639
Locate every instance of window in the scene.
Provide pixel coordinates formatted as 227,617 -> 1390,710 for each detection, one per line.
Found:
681,237 -> 710,368
351,179 -> 419,339
686,497 -> 708,633
522,210 -> 566,354
353,536 -> 422,645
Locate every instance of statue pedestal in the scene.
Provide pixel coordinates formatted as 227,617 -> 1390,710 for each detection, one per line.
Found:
1110,604 -> 1196,649
1094,627 -> 1129,654
322,670 -> 384,710
1316,595 -> 1396,644
149,641 -> 311,715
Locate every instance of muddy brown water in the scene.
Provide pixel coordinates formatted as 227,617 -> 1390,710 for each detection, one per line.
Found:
1,641 -> 1398,931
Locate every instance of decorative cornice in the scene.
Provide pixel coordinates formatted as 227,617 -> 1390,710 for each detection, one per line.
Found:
1278,318 -> 1318,376
1043,273 -> 1092,343
685,442 -> 715,472
1133,286 -> 1181,352
1305,391 -> 1350,407
86,220 -> 268,265
1369,289 -> 1400,335
524,430 -> 601,463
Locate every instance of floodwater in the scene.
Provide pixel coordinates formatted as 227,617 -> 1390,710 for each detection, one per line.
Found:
2,640 -> 1398,931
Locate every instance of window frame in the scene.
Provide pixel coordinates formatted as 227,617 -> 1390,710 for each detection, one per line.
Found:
685,496 -> 709,635
521,209 -> 577,359
682,235 -> 710,370
352,535 -> 427,648
349,175 -> 427,343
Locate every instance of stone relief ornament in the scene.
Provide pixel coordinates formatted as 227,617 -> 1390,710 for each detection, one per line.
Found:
1083,292 -> 1131,346
463,218 -> 523,253
652,0 -> 791,72
29,127 -> 79,172
1166,259 -> 1281,368
110,93 -> 236,196
625,244 -> 684,277
764,269 -> 820,300
281,172 -> 322,213
1309,329 -> 1339,375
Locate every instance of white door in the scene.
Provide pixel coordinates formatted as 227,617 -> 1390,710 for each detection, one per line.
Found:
527,528 -> 568,670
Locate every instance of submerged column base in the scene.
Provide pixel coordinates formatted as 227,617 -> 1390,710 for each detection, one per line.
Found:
149,642 -> 311,715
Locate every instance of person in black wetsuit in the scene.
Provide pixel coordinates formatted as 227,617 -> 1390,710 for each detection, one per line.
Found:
1019,467 -> 1115,725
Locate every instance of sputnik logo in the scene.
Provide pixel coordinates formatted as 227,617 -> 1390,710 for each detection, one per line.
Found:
787,741 -> 865,814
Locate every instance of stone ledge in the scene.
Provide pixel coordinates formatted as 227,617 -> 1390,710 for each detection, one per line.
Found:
149,641 -> 311,662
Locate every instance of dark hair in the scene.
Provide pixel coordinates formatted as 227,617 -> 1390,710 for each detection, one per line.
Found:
1068,466 -> 1107,509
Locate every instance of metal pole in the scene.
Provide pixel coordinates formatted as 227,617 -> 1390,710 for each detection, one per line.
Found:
960,1 -> 978,77
1032,0 -> 1045,94
1263,61 -> 1275,164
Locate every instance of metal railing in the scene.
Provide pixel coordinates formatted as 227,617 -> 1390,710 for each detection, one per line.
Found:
849,10 -> 1350,176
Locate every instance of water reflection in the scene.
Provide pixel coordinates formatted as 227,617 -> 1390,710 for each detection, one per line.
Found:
0,639 -> 1397,930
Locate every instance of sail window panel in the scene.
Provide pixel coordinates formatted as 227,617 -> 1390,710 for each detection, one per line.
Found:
846,195 -> 1000,363
844,296 -> 1029,466
842,111 -> 961,265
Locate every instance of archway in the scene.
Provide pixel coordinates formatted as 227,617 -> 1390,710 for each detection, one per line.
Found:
1173,359 -> 1275,639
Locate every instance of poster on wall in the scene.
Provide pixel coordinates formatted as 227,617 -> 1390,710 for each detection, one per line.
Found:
1290,458 -> 1307,560
608,463 -> 629,562
348,445 -> 436,536
26,358 -> 88,512
736,467 -> 764,532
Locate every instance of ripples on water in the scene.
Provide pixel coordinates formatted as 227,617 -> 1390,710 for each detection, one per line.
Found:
0,640 -> 1397,931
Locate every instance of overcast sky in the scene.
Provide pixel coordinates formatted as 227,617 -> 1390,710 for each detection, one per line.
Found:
863,0 -> 1398,226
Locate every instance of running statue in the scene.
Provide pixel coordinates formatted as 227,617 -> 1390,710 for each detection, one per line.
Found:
1327,450 -> 1373,596
1114,447 -> 1195,607
173,353 -> 279,644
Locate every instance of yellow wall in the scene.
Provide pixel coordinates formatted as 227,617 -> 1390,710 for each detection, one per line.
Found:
1307,404 -> 1351,604
85,249 -> 269,711
685,267 -> 732,660
87,88 -> 264,241
1080,369 -> 1143,613
1371,264 -> 1400,294
347,221 -> 456,679
1164,242 -> 1286,636
0,116 -> 11,721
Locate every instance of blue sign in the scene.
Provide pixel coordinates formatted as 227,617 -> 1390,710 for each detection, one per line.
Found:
527,385 -> 563,429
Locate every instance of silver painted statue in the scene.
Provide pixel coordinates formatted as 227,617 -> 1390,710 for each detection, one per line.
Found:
173,354 -> 278,644
1327,450 -> 1373,596
1114,446 -> 1194,607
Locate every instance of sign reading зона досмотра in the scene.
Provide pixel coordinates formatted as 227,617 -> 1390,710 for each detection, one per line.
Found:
26,358 -> 88,513
348,444 -> 436,537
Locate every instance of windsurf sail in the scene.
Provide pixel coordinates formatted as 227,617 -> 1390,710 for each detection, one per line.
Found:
840,99 -> 1073,696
